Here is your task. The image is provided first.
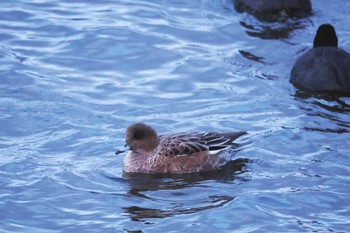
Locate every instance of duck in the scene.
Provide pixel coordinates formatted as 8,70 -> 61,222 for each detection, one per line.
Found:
115,123 -> 247,174
290,24 -> 350,93
234,0 -> 312,16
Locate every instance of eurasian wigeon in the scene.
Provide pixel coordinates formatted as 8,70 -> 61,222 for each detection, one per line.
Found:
116,123 -> 247,174
290,24 -> 350,93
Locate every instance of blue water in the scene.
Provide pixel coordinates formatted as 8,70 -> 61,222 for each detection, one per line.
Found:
1,0 -> 350,232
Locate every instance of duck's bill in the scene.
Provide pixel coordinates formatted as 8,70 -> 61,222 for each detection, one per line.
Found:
115,144 -> 131,155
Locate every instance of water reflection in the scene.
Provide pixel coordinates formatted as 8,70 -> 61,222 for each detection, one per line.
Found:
238,18 -> 309,40
292,92 -> 350,133
121,158 -> 250,221
124,195 -> 234,222
294,90 -> 350,102
238,50 -> 265,63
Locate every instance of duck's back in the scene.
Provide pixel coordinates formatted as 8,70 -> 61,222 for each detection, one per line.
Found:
235,0 -> 311,14
290,47 -> 350,93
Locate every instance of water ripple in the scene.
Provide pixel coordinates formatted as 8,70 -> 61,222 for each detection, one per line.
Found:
1,0 -> 350,232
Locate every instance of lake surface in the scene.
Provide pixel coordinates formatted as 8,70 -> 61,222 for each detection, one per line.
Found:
1,0 -> 349,232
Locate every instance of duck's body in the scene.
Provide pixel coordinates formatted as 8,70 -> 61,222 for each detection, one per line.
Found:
235,0 -> 311,15
291,47 -> 350,92
290,24 -> 350,94
117,123 -> 247,174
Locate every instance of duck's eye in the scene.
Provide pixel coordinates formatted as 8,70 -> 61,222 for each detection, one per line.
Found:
133,130 -> 145,140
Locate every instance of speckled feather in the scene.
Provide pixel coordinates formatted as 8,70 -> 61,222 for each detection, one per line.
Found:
158,132 -> 246,157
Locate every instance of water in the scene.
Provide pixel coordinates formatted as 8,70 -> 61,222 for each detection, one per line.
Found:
1,0 -> 349,232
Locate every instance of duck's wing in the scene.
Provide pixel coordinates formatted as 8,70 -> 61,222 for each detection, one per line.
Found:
159,131 -> 246,157
200,131 -> 247,154
158,132 -> 208,157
